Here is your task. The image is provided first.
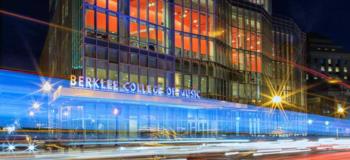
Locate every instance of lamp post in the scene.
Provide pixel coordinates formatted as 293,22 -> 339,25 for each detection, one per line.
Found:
272,96 -> 282,104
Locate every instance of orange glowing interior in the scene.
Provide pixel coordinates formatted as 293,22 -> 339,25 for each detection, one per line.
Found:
109,0 -> 118,11
85,9 -> 95,29
130,20 -> 138,37
97,0 -> 106,8
200,39 -> 207,55
86,0 -> 94,5
232,49 -> 238,65
108,15 -> 118,33
257,56 -> 262,73
97,12 -> 106,32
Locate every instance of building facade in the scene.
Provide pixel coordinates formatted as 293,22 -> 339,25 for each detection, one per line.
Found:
41,0 -> 305,110
306,33 -> 350,117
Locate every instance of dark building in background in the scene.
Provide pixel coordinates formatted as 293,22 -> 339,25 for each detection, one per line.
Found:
306,33 -> 350,117
41,0 -> 306,110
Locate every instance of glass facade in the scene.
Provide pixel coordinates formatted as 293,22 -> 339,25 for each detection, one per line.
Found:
2,70 -> 349,141
44,0 -> 305,109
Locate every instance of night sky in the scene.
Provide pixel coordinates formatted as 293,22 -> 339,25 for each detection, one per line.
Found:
1,0 -> 350,71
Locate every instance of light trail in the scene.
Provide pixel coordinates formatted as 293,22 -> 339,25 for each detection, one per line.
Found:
0,10 -> 81,34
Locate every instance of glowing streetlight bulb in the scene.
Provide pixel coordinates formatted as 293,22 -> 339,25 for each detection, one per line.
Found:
325,121 -> 330,126
7,145 -> 15,151
42,81 -> 52,92
27,144 -> 36,152
308,119 -> 313,125
32,102 -> 40,109
29,111 -> 35,117
272,96 -> 282,104
337,106 -> 345,114
113,108 -> 120,116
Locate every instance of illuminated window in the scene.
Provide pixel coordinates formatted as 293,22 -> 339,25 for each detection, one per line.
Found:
97,0 -> 106,8
139,22 -> 148,43
157,0 -> 164,25
328,67 -> 332,72
149,0 -> 157,23
140,0 -> 147,21
200,13 -> 207,36
200,39 -> 207,55
192,10 -> 199,34
335,67 -> 339,73
174,5 -> 182,31
86,0 -> 94,5
328,58 -> 332,64
175,32 -> 182,55
246,54 -> 251,71
184,34 -> 191,56
108,15 -> 118,34
344,67 -> 348,73
257,34 -> 261,52
251,54 -> 257,72
149,25 -> 157,44
183,8 -> 191,33
232,27 -> 238,48
85,9 -> 95,29
208,0 -> 214,13
175,73 -> 182,90
130,0 -> 138,18
257,55 -> 262,73
345,76 -> 348,80
192,36 -> 199,57
157,27 -> 165,47
129,18 -> 139,47
96,12 -> 106,32
321,66 -> 325,71
232,49 -> 238,66
108,0 -> 118,11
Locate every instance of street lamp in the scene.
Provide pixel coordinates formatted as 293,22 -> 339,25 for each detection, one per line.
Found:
337,106 -> 345,114
272,95 -> 282,104
32,102 -> 40,110
41,81 -> 52,93
29,111 -> 35,117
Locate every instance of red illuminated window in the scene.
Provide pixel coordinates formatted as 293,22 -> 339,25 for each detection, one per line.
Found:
257,56 -> 262,73
183,8 -> 191,33
257,34 -> 262,52
130,19 -> 138,39
200,39 -> 207,55
130,0 -> 138,18
192,37 -> 199,54
251,55 -> 257,72
157,0 -> 164,25
149,0 -> 157,23
97,12 -> 106,32
192,11 -> 199,34
232,27 -> 238,48
109,0 -> 118,11
232,49 -> 238,65
184,35 -> 191,52
86,0 -> 94,5
139,0 -> 147,21
175,32 -> 182,49
108,15 -> 118,34
85,9 -> 95,29
174,5 -> 183,31
200,13 -> 207,36
97,0 -> 106,8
